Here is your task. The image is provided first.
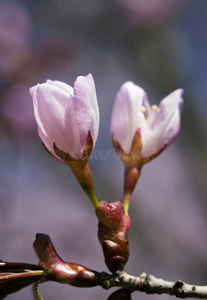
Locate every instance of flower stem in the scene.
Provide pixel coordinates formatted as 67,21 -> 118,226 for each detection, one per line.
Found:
67,160 -> 99,210
123,166 -> 140,214
123,193 -> 131,215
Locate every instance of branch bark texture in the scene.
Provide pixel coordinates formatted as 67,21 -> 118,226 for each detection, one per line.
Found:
96,271 -> 207,299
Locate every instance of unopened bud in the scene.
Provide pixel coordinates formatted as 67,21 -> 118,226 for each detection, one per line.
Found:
96,201 -> 131,273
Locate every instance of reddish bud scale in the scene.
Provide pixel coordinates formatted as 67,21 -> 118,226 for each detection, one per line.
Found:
95,201 -> 131,273
33,234 -> 97,287
45,262 -> 97,287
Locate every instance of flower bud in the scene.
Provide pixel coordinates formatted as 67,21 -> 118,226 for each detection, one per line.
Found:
29,74 -> 100,209
110,82 -> 183,213
30,74 -> 99,162
33,233 -> 97,287
111,82 -> 183,163
96,201 -> 131,273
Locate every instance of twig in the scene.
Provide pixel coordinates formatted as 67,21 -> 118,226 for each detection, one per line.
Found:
97,271 -> 207,298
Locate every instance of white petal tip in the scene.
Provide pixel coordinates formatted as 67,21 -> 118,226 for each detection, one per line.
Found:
29,85 -> 39,97
175,88 -> 184,97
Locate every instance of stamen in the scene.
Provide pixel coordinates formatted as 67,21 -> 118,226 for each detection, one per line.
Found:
151,105 -> 158,111
141,106 -> 146,113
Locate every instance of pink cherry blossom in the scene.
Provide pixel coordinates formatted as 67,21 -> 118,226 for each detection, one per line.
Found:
110,81 -> 183,161
30,74 -> 99,161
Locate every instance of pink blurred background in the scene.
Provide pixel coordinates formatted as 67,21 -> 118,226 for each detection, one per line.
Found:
1,0 -> 207,299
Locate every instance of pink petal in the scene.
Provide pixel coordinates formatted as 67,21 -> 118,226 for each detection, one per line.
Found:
110,81 -> 146,154
46,80 -> 73,95
30,82 -> 82,159
143,93 -> 152,117
73,74 -> 99,148
142,89 -> 183,158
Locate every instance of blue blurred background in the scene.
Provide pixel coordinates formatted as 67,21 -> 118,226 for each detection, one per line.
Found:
0,0 -> 207,299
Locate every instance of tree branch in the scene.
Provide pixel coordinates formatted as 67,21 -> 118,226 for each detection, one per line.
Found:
97,271 -> 207,298
1,261 -> 207,299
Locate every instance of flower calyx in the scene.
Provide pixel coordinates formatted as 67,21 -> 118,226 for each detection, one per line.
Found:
53,131 -> 99,210
53,130 -> 94,163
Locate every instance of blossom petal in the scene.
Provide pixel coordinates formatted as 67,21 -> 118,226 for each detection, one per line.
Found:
30,82 -> 82,159
141,89 -> 184,158
46,80 -> 73,95
110,82 -> 146,154
73,74 -> 99,147
143,92 -> 152,117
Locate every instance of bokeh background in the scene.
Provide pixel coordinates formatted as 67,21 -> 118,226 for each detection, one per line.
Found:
0,0 -> 207,299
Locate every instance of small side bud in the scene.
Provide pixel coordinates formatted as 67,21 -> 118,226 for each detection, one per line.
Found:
96,201 -> 131,273
33,233 -> 97,287
108,289 -> 132,300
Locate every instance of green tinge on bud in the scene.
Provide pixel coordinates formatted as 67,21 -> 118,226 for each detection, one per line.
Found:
53,132 -> 99,210
67,159 -> 99,210
33,233 -> 97,287
96,201 -> 131,273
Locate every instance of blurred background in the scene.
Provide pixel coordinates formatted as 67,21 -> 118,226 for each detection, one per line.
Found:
0,0 -> 207,299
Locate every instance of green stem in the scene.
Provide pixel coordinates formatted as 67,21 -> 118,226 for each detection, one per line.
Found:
123,193 -> 131,215
67,160 -> 99,210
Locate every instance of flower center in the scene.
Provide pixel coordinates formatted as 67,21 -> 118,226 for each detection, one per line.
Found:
151,105 -> 158,111
141,105 -> 158,119
141,106 -> 146,113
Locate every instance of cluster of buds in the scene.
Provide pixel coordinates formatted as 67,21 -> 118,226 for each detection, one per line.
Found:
30,74 -> 183,280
